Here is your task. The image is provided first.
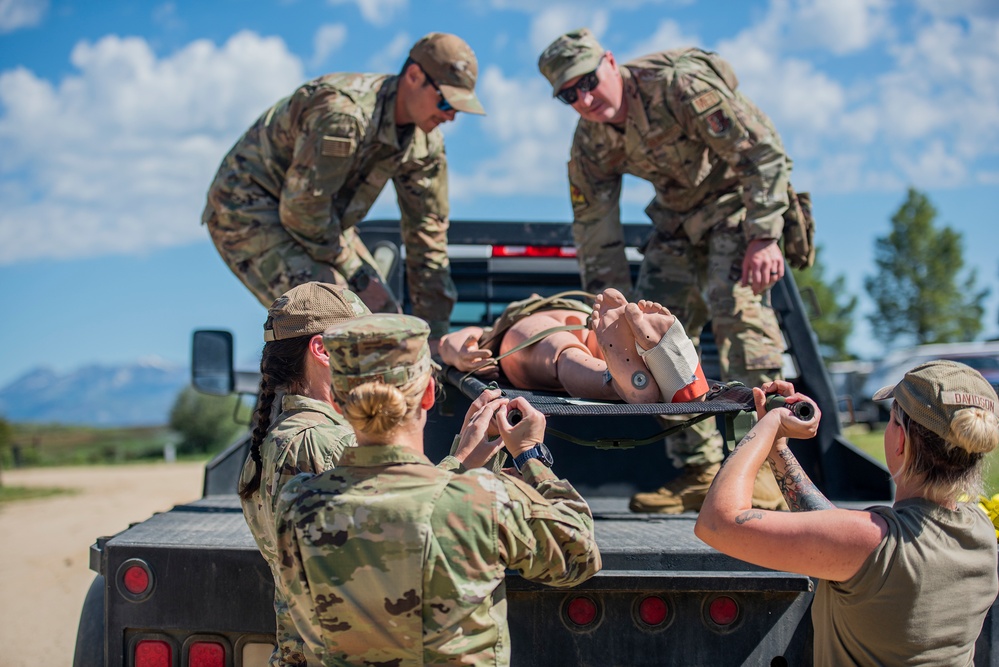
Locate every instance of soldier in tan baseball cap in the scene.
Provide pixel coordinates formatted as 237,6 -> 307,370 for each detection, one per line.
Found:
408,32 -> 486,116
238,282 -> 371,667
203,33 -> 484,357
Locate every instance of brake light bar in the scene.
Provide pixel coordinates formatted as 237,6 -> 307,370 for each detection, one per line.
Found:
134,639 -> 172,667
491,245 -> 577,258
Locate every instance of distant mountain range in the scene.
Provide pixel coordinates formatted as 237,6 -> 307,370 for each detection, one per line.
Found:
0,359 -> 189,427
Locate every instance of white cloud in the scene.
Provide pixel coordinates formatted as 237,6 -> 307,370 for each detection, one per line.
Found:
490,0 -> 691,9
312,23 -> 348,69
152,2 -> 183,30
0,32 -> 304,264
710,2 -> 999,192
914,0 -> 999,19
528,5 -> 609,56
326,0 -> 406,26
788,0 -> 891,55
0,0 -> 46,33
367,31 -> 411,73
449,65 -> 574,199
715,23 -> 847,159
894,140 -> 968,189
621,20 -> 701,62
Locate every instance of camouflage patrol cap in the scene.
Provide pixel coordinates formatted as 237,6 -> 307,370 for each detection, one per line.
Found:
873,359 -> 999,440
263,282 -> 370,342
409,32 -> 486,115
323,314 -> 432,396
538,28 -> 605,96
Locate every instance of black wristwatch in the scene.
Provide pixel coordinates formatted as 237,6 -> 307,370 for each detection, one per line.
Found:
513,443 -> 554,471
347,267 -> 371,293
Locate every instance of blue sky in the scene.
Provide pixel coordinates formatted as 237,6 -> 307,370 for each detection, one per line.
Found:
1,0 -> 997,388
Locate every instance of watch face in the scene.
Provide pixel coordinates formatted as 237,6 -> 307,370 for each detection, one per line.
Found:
515,443 -> 553,470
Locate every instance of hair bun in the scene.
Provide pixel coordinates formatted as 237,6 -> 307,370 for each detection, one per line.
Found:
948,408 -> 999,455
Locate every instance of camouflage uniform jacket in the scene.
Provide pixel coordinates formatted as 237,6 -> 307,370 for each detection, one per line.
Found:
275,444 -> 601,666
205,73 -> 457,335
568,48 -> 792,293
239,394 -> 355,666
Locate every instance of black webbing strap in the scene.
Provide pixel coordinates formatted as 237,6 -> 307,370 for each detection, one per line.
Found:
442,366 -> 758,449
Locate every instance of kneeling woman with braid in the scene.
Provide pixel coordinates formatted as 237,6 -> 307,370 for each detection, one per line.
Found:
237,282 -> 369,665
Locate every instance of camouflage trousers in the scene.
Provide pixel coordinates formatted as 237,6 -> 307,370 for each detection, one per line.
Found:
635,224 -> 784,468
204,206 -> 397,311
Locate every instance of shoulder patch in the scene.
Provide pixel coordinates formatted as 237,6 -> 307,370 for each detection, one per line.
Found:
691,90 -> 721,114
570,183 -> 588,208
705,109 -> 732,136
321,136 -> 355,158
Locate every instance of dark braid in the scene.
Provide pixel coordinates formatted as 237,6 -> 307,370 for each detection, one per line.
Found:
237,335 -> 312,500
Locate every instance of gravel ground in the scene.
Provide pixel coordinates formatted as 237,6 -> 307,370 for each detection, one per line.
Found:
0,462 -> 205,667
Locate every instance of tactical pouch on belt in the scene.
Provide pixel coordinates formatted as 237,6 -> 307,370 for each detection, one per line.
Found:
781,184 -> 816,270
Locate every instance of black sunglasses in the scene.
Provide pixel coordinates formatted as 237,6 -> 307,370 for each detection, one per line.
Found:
420,66 -> 455,113
556,57 -> 604,105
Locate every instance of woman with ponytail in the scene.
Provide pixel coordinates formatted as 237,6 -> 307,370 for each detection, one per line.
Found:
696,360 -> 999,665
274,313 -> 601,666
236,281 -> 368,666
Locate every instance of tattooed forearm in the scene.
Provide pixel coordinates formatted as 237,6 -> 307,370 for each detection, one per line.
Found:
719,431 -> 757,471
735,510 -> 764,524
769,446 -> 834,511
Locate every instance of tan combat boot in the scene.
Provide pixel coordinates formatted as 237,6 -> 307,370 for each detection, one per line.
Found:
629,462 -> 789,513
629,462 -> 721,514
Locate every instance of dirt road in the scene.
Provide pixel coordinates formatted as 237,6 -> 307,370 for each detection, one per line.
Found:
0,462 -> 205,667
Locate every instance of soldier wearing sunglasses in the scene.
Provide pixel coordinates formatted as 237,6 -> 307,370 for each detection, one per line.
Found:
539,28 -> 794,515
203,33 -> 485,352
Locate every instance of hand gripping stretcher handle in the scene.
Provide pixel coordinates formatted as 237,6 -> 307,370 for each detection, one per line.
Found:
764,394 -> 816,421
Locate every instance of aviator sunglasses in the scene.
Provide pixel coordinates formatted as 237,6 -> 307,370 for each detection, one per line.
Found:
420,66 -> 455,112
556,56 -> 605,105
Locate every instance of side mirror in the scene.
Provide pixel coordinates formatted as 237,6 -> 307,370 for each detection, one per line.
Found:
192,330 -> 235,396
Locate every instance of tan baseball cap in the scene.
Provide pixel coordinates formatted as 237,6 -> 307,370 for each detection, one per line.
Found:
263,282 -> 370,342
538,28 -> 605,96
873,359 -> 999,439
323,313 -> 433,396
409,32 -> 486,115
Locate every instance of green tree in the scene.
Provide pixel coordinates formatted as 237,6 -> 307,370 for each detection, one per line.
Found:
0,415 -> 10,487
168,386 -> 243,455
864,188 -> 988,347
793,245 -> 858,361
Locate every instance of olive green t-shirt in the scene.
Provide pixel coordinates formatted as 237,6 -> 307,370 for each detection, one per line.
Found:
812,498 -> 998,666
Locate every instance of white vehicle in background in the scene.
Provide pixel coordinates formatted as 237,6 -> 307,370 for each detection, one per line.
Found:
859,341 -> 999,425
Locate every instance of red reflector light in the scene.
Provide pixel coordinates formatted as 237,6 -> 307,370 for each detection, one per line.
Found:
638,595 -> 669,626
135,639 -> 171,667
491,245 -> 576,258
565,596 -> 598,626
123,565 -> 150,595
708,596 -> 739,626
189,641 -> 225,667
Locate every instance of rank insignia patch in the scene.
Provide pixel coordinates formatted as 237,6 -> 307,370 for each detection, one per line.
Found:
691,90 -> 721,114
570,183 -> 588,207
322,136 -> 354,158
705,109 -> 731,136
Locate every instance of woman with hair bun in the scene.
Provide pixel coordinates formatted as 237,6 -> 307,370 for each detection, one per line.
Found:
275,313 -> 601,666
696,359 -> 999,666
